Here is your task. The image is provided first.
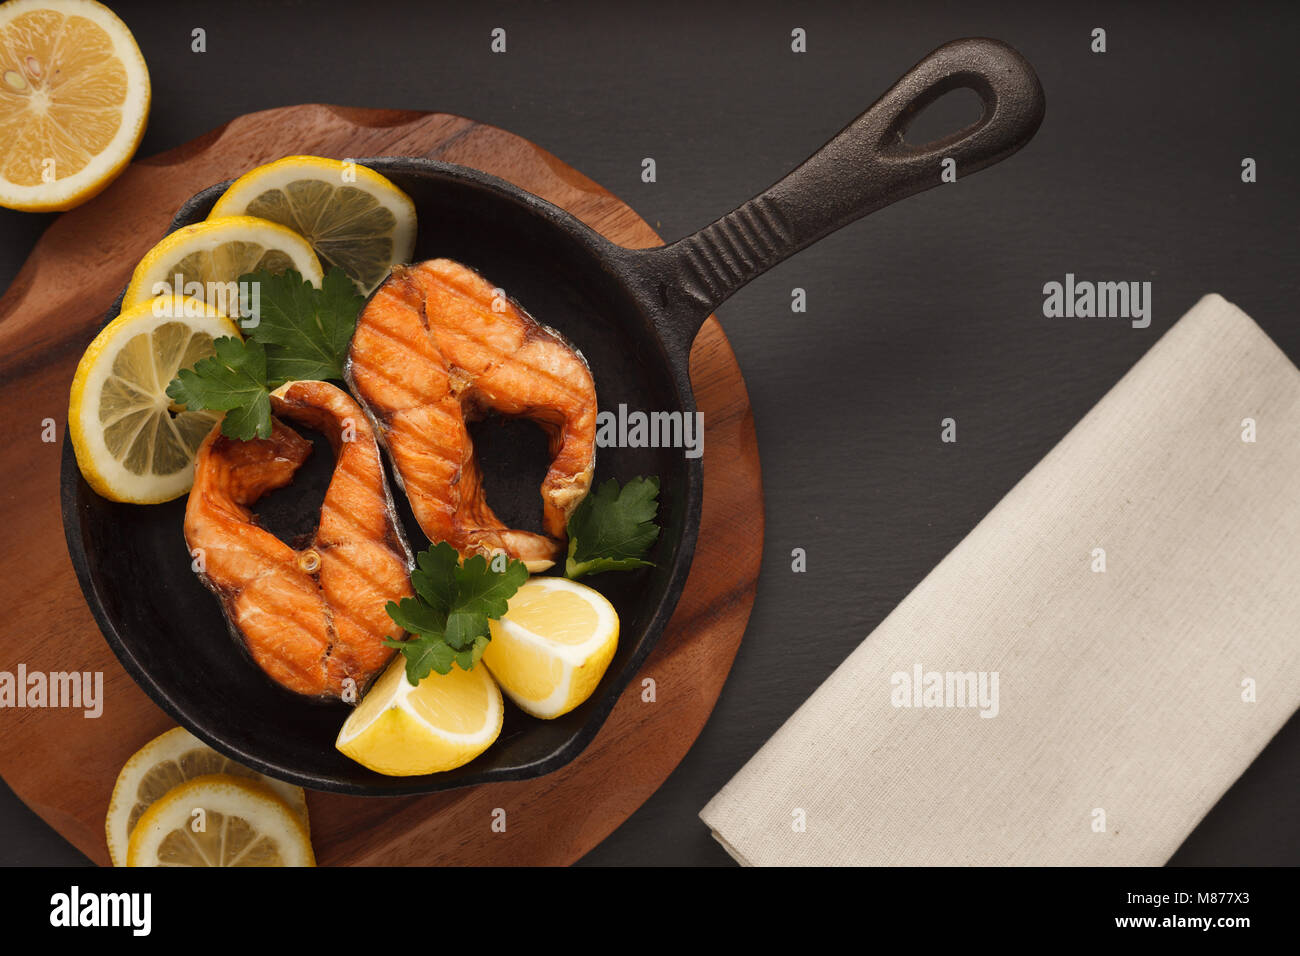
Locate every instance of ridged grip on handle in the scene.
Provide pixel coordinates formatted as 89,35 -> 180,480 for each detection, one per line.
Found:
626,37 -> 1046,344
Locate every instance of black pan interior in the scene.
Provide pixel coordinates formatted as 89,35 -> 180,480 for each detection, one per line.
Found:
61,159 -> 699,794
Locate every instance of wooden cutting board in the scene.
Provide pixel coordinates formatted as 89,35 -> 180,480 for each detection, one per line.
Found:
0,104 -> 763,865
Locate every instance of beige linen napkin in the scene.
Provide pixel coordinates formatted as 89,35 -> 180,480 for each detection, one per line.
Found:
701,293 -> 1300,866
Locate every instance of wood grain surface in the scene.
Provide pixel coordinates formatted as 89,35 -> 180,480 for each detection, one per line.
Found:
0,104 -> 763,866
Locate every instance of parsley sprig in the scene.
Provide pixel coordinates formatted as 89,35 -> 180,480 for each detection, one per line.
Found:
564,476 -> 661,579
165,267 -> 363,440
384,542 -> 529,684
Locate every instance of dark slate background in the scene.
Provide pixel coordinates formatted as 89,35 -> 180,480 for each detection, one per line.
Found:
2,0 -> 1296,866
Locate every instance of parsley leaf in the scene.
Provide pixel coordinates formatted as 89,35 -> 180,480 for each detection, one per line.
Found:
385,633 -> 457,686
565,476 -> 661,579
385,594 -> 445,636
407,544 -> 459,621
244,268 -> 363,383
165,337 -> 272,440
454,553 -> 528,619
383,541 -> 529,684
164,267 -> 363,440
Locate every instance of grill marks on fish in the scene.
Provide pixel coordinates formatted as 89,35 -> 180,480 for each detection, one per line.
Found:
346,259 -> 597,570
184,380 -> 414,698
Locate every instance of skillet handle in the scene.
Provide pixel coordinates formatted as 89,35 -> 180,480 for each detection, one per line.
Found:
629,37 -> 1045,343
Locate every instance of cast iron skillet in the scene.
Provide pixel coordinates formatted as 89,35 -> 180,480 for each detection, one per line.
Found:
62,38 -> 1044,795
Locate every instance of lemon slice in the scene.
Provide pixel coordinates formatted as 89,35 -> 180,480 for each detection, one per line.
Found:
0,0 -> 150,211
126,774 -> 315,867
336,653 -> 503,776
208,155 -> 416,293
483,577 -> 619,719
105,726 -> 309,867
68,295 -> 239,503
121,215 -> 323,313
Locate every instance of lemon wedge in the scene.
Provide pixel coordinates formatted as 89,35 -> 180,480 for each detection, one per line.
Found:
126,773 -> 315,867
335,653 -> 503,776
208,155 -> 416,293
0,0 -> 150,211
483,577 -> 619,719
68,296 -> 239,503
105,726 -> 309,867
121,215 -> 323,313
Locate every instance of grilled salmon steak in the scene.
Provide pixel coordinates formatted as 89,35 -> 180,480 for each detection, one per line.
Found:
346,258 -> 597,571
184,380 -> 414,698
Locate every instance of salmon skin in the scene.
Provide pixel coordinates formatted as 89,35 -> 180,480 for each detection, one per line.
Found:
346,259 -> 597,571
183,380 -> 414,699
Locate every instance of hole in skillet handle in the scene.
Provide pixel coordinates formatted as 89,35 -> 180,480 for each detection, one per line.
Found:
898,86 -> 987,149
880,66 -> 1002,159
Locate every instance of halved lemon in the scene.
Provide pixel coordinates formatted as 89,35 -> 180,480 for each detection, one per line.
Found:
483,577 -> 619,719
336,653 -> 503,776
68,295 -> 239,503
121,215 -> 323,313
208,155 -> 416,293
106,726 -> 309,867
0,0 -> 150,211
126,774 -> 315,867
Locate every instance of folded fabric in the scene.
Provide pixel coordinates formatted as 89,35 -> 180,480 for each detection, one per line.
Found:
701,294 -> 1300,866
